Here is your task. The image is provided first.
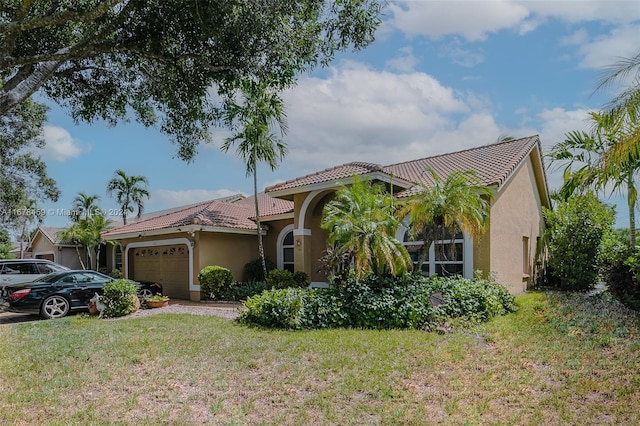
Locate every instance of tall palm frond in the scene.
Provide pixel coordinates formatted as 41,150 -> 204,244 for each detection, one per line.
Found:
221,79 -> 288,280
396,168 -> 493,270
322,176 -> 412,280
106,170 -> 150,225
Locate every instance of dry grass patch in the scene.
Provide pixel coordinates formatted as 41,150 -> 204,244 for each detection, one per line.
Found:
0,290 -> 639,425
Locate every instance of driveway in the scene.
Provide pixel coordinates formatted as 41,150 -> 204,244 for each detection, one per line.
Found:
0,311 -> 40,325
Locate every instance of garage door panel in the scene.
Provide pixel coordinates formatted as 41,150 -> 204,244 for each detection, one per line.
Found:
133,245 -> 189,299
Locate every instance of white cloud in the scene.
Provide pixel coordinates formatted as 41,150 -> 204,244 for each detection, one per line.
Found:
522,1 -> 640,25
575,25 -> 640,70
147,188 -> 246,210
281,61 -> 504,172
388,1 -> 531,41
439,40 -> 484,68
387,1 -> 639,42
535,107 -> 593,190
40,126 -> 83,161
385,46 -> 420,72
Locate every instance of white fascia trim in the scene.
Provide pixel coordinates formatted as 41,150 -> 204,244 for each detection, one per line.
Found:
296,189 -> 325,236
124,237 -> 196,292
267,172 -> 413,199
103,225 -> 258,241
261,212 -> 295,222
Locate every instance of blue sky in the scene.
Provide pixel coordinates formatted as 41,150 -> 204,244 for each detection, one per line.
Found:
34,1 -> 640,229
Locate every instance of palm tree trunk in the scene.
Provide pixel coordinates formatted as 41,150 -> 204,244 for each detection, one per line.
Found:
74,243 -> 86,270
628,171 -> 637,247
253,166 -> 267,281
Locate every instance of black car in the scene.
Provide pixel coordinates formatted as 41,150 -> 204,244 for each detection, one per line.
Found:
0,270 -> 162,319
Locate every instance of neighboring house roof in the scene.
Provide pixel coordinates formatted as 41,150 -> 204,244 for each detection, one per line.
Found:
9,241 -> 30,254
38,226 -> 62,245
102,193 -> 294,238
266,136 -> 547,200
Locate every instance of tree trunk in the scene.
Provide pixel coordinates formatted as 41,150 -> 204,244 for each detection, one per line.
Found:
74,243 -> 86,270
628,172 -> 636,247
0,60 -> 62,116
254,167 -> 267,281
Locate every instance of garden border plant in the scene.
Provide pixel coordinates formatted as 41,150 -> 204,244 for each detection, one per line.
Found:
239,272 -> 516,330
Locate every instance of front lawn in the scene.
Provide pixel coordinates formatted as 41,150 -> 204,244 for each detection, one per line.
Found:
1,291 -> 639,425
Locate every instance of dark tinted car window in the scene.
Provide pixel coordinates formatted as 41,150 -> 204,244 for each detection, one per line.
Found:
37,263 -> 57,274
0,262 -> 37,274
60,274 -> 78,283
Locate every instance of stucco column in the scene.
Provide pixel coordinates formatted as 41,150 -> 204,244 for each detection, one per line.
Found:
294,233 -> 313,279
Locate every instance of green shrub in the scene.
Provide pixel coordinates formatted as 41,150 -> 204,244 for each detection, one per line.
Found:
109,268 -> 123,279
544,193 -> 615,291
243,257 -> 276,282
101,279 -> 139,318
217,281 -> 270,301
300,290 -> 348,329
425,274 -> 517,322
239,273 -> 516,330
239,288 -> 307,329
293,271 -> 309,287
198,266 -> 234,300
266,269 -> 308,289
599,230 -> 640,310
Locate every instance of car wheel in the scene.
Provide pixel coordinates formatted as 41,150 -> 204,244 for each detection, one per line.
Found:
40,295 -> 70,319
139,288 -> 154,299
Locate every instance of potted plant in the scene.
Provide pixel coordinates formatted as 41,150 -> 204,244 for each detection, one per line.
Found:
144,295 -> 170,308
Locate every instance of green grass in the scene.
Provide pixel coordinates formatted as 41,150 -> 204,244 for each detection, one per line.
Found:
1,290 -> 639,425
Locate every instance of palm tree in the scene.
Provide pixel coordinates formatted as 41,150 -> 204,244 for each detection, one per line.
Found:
549,110 -> 640,246
82,214 -> 112,270
221,79 -> 288,280
57,224 -> 86,269
58,214 -> 112,270
592,51 -> 640,181
396,168 -> 493,272
321,176 -> 412,280
106,170 -> 150,225
595,50 -> 640,112
71,192 -> 101,222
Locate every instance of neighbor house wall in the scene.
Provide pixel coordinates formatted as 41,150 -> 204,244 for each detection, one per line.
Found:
489,156 -> 545,294
30,233 -> 85,269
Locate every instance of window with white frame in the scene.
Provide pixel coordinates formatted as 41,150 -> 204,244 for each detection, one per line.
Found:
402,228 -> 468,278
277,226 -> 295,273
282,230 -> 295,272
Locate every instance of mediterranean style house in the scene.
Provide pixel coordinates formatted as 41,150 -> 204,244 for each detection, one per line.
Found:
102,135 -> 551,300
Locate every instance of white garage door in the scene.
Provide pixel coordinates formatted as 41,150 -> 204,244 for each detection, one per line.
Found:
132,245 -> 190,299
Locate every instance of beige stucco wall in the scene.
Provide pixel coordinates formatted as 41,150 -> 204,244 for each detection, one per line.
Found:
196,231 -> 258,283
488,156 -> 545,294
261,218 -> 294,267
30,233 -> 85,269
291,191 -> 334,282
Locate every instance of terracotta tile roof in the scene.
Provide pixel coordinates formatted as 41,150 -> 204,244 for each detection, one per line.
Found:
265,162 -> 385,192
234,192 -> 295,218
386,135 -> 540,197
266,136 -> 541,197
102,193 -> 293,238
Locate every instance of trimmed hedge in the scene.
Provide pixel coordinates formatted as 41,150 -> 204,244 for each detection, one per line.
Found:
238,273 -> 516,329
101,279 -> 139,318
199,266 -> 234,300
